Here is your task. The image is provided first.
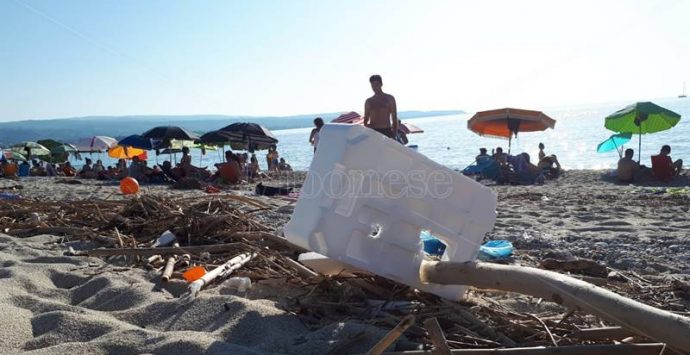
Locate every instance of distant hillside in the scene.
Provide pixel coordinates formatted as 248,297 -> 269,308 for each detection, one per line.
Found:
0,110 -> 463,145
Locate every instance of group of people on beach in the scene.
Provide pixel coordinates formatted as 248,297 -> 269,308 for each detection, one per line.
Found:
617,145 -> 683,183
309,74 -> 409,152
465,143 -> 562,185
0,144 -> 293,186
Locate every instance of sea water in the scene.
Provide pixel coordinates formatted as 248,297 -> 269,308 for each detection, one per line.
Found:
69,98 -> 690,171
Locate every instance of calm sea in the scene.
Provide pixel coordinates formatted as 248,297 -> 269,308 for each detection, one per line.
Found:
70,98 -> 690,172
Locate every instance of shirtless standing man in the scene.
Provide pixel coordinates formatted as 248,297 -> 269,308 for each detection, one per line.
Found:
363,75 -> 398,139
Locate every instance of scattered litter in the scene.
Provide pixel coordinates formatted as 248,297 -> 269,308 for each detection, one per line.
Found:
182,265 -> 206,282
479,240 -> 513,259
226,276 -> 252,292
0,192 -> 20,200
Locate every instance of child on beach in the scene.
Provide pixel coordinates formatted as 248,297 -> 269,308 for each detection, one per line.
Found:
309,117 -> 324,152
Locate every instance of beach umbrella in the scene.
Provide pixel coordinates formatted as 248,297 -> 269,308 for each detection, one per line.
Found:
11,141 -> 51,156
50,144 -> 78,155
108,145 -> 148,160
118,135 -> 161,150
604,102 -> 681,162
2,150 -> 27,161
197,130 -> 235,145
399,122 -> 424,134
216,122 -> 278,151
467,108 -> 556,152
331,111 -> 364,124
596,133 -> 633,157
141,126 -> 199,142
73,136 -> 118,152
331,111 -> 423,135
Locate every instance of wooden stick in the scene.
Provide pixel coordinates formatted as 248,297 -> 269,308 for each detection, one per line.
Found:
570,326 -> 636,341
365,315 -> 416,355
423,318 -> 452,355
161,243 -> 179,282
380,343 -> 666,355
283,257 -> 319,278
87,242 -> 243,257
232,231 -> 307,252
420,261 -> 690,352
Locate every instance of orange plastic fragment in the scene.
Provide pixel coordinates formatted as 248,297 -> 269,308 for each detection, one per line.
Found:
182,266 -> 206,282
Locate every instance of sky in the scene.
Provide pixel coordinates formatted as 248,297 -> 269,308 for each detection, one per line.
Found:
1,0 -> 689,122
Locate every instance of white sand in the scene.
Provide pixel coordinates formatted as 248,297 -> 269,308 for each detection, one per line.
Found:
0,233 -> 399,354
2,170 -> 689,353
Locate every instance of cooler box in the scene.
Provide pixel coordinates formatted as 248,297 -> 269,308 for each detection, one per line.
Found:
284,124 -> 497,300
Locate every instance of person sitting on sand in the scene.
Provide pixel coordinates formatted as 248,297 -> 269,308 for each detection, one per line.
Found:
651,145 -> 683,181
1,160 -> 18,178
493,147 -> 508,166
617,148 -> 639,183
93,159 -> 105,174
79,158 -> 97,179
476,148 -> 491,165
106,166 -> 118,180
116,159 -> 128,178
46,163 -> 58,177
278,157 -> 292,171
145,164 -> 170,184
62,162 -> 76,177
160,161 -> 175,181
213,150 -> 242,184
179,146 -> 210,179
128,156 -> 147,182
31,160 -> 47,176
538,155 -> 562,178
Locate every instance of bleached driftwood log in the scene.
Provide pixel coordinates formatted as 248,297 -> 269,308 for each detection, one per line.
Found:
420,261 -> 690,352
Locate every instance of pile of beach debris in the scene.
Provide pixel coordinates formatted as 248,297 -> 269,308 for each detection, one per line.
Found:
1,194 -> 688,354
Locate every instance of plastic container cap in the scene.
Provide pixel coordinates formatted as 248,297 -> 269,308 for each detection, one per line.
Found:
182,266 -> 206,282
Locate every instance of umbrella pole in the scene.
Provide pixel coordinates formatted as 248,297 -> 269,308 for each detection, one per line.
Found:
638,127 -> 642,164
508,137 -> 512,155
612,139 -> 621,159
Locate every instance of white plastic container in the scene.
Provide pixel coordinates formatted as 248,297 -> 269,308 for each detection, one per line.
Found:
284,124 -> 497,300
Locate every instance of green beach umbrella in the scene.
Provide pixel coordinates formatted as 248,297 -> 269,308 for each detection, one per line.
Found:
604,101 -> 681,162
11,141 -> 51,157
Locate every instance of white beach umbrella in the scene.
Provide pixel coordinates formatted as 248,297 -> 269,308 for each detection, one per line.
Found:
73,136 -> 118,152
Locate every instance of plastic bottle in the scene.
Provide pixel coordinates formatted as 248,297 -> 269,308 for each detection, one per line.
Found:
226,277 -> 252,292
152,230 -> 176,247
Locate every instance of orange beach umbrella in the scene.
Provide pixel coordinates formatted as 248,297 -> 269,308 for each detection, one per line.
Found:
467,108 -> 556,151
108,145 -> 148,160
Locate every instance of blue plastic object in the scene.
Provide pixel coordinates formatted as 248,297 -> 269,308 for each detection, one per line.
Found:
420,230 -> 446,256
0,192 -> 20,201
479,240 -> 513,258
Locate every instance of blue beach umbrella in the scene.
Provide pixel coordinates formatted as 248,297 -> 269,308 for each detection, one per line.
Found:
118,135 -> 160,150
596,133 -> 632,157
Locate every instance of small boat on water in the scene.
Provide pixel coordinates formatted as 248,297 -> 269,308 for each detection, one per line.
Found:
680,82 -> 687,98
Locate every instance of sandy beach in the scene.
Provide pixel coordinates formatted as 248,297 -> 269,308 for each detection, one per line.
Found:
1,170 -> 689,354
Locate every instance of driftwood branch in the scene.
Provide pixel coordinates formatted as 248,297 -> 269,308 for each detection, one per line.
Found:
423,317 -> 452,355
570,326 -> 636,341
420,261 -> 690,352
366,315 -> 416,355
84,242 -> 244,257
381,343 -> 666,354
